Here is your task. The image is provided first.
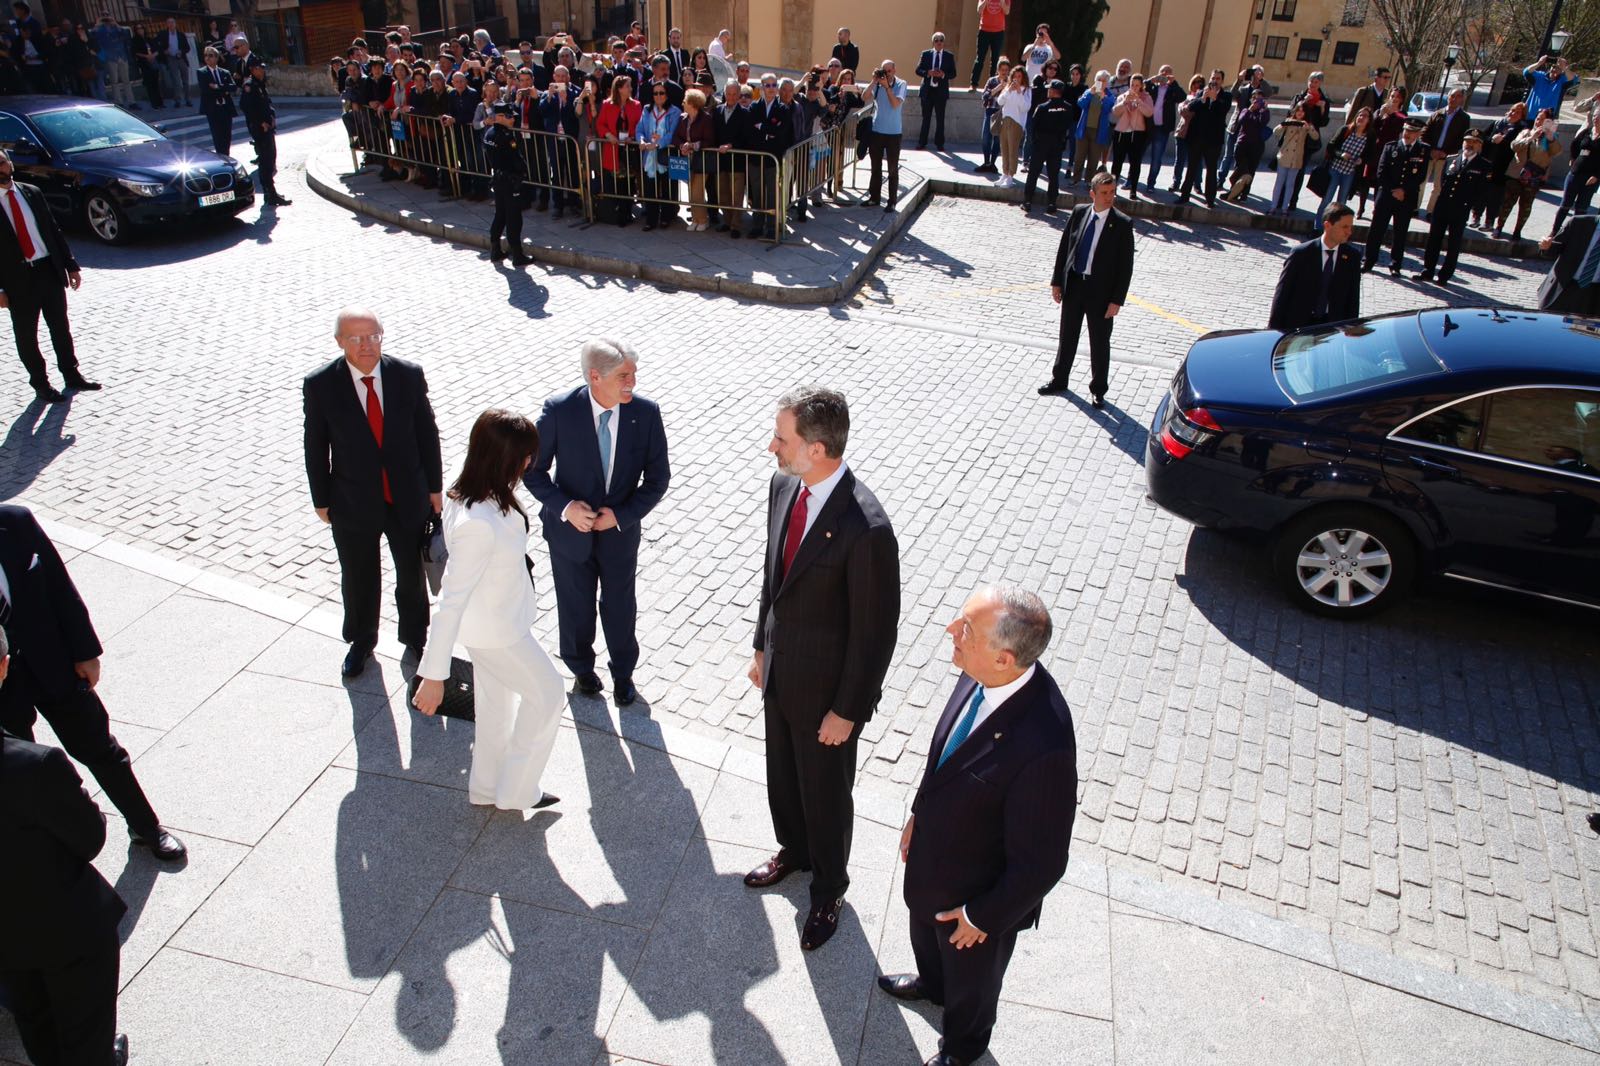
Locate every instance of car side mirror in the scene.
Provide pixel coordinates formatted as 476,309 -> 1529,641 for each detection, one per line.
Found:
2,139 -> 44,164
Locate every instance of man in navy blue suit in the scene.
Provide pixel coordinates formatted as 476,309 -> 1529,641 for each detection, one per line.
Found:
915,32 -> 958,150
524,338 -> 671,706
877,585 -> 1077,1066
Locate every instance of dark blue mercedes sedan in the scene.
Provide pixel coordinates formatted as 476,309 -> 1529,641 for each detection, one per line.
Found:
0,95 -> 252,244
1147,308 -> 1600,618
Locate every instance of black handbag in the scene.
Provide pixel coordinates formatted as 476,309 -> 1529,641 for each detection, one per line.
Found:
1307,162 -> 1331,198
421,511 -> 446,596
409,656 -> 476,721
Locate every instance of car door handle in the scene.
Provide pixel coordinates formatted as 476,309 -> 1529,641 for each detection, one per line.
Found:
1407,454 -> 1456,474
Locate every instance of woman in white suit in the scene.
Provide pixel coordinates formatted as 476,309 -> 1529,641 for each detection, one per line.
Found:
413,409 -> 565,810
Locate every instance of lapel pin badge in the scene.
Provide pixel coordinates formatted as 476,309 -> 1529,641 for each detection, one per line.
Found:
825,531 -> 832,538
993,732 -> 1003,740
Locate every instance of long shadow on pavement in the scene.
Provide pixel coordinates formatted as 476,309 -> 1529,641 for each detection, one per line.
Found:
0,394 -> 75,499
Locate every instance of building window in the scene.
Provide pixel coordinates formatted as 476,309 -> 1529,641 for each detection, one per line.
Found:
1248,34 -> 1260,57
1264,36 -> 1289,59
1255,0 -> 1266,16
1271,0 -> 1297,20
1297,39 -> 1323,62
1341,0 -> 1368,25
1333,41 -> 1359,65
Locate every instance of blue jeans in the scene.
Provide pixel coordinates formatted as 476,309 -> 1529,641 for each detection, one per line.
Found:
1219,131 -> 1237,184
1270,166 -> 1301,212
1318,169 -> 1357,221
981,110 -> 998,162
1062,133 -> 1078,180
1143,128 -> 1172,189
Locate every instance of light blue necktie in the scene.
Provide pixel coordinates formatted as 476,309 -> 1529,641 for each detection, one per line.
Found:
937,685 -> 985,769
597,409 -> 613,484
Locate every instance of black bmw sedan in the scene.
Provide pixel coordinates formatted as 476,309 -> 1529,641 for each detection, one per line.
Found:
0,95 -> 252,244
1146,308 -> 1600,618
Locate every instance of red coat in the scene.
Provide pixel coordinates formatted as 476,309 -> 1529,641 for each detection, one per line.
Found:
597,98 -> 642,171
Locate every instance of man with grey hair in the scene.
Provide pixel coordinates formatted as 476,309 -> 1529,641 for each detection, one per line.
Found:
303,307 -> 443,677
524,338 -> 670,706
879,585 -> 1077,1066
746,386 -> 899,952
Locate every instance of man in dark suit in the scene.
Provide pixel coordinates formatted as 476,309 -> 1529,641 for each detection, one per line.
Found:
0,503 -> 184,862
1417,128 -> 1493,284
663,27 -> 690,85
915,32 -> 957,150
877,586 -> 1076,1066
746,386 -> 899,952
748,74 -> 793,239
197,45 -> 236,156
1421,88 -> 1471,217
1041,171 -> 1135,407
1361,118 -> 1428,276
0,148 -> 99,404
303,308 -> 443,677
1,630 -> 131,1066
523,338 -> 671,706
1344,66 -> 1390,127
1269,203 -> 1363,331
1537,213 -> 1600,315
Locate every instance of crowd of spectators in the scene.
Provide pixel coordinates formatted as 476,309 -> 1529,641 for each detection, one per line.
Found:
335,24 -> 885,239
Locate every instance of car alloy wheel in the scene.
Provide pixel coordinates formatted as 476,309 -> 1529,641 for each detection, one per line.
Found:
83,190 -> 129,245
1274,507 -> 1414,618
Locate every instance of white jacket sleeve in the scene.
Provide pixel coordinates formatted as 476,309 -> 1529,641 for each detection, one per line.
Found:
418,518 -> 495,680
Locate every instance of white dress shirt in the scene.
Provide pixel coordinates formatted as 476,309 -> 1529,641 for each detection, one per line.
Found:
795,461 -> 847,544
1080,206 -> 1110,275
589,390 -> 619,492
708,37 -> 728,60
347,358 -> 383,411
0,553 -> 11,608
949,662 -> 1037,933
0,182 -> 48,264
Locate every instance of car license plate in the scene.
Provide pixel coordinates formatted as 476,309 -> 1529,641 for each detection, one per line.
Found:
199,190 -> 235,207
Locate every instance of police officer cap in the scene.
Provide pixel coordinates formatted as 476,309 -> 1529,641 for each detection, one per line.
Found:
1462,127 -> 1484,142
1048,78 -> 1065,91
1403,116 -> 1426,130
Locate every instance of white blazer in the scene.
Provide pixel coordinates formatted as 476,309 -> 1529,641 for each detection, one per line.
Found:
418,496 -> 539,680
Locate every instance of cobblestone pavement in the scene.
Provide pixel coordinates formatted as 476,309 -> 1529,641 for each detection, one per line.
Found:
2,118 -> 1598,1022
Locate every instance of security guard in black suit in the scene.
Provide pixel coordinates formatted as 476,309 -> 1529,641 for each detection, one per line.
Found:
1023,80 -> 1077,213
240,57 -> 290,206
1362,118 -> 1428,276
485,98 -> 532,265
1417,128 -> 1494,284
196,45 -> 237,156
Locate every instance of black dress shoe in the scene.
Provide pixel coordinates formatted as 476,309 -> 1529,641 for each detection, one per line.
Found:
877,973 -> 938,1003
533,792 -> 560,809
574,672 -> 603,696
614,679 -> 638,706
1388,268 -> 1401,278
404,642 -> 424,659
114,1034 -> 129,1066
744,852 -> 808,888
801,897 -> 845,951
342,643 -> 373,678
35,385 -> 66,404
1414,271 -> 1434,283
267,196 -> 293,206
510,254 -> 533,267
1091,394 -> 1105,409
63,375 -> 102,391
924,1053 -> 970,1066
131,828 -> 187,861
1588,812 -> 1600,834
1037,382 -> 1065,396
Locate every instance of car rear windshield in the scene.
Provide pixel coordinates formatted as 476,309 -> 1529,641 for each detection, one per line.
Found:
32,105 -> 159,154
1273,316 -> 1444,403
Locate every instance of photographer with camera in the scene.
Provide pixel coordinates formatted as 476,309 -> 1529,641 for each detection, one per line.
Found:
485,90 -> 532,265
865,60 -> 906,210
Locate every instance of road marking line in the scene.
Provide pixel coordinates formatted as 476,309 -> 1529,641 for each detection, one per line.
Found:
1124,294 -> 1214,335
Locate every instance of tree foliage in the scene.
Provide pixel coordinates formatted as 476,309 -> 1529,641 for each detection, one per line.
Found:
1023,0 -> 1111,70
1370,0 -> 1462,97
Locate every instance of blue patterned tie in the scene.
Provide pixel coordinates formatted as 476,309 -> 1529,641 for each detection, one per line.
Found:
1073,213 -> 1097,275
597,409 -> 613,484
937,685 -> 986,769
1579,234 -> 1600,287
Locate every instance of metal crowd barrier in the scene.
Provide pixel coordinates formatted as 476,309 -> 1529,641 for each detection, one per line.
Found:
341,94 -> 882,245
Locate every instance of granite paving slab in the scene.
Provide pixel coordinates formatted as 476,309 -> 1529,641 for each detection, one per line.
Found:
1342,974 -> 1600,1064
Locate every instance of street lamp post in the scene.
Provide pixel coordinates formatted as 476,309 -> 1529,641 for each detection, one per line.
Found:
1440,42 -> 1460,95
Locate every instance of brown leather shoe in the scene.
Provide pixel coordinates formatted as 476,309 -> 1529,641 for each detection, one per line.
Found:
744,852 -> 808,888
801,897 -> 845,951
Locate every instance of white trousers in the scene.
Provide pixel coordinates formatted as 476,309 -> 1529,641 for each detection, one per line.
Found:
465,633 -> 565,809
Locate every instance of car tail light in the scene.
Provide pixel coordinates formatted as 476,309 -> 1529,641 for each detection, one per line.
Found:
1158,405 -> 1222,460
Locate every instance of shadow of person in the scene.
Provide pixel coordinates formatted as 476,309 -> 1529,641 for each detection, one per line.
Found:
334,680 -> 488,1053
0,394 -> 74,499
498,262 -> 551,318
111,836 -> 179,951
1060,392 -> 1149,467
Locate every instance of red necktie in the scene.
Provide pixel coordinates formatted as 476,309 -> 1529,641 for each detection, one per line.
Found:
362,375 -> 392,504
780,486 -> 810,579
8,189 -> 35,260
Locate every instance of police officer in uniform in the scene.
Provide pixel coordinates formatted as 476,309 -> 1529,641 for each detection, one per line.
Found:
197,45 -> 237,156
1417,128 -> 1493,284
1024,79 -> 1078,214
485,97 -> 532,266
1362,117 -> 1427,276
240,57 -> 290,206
